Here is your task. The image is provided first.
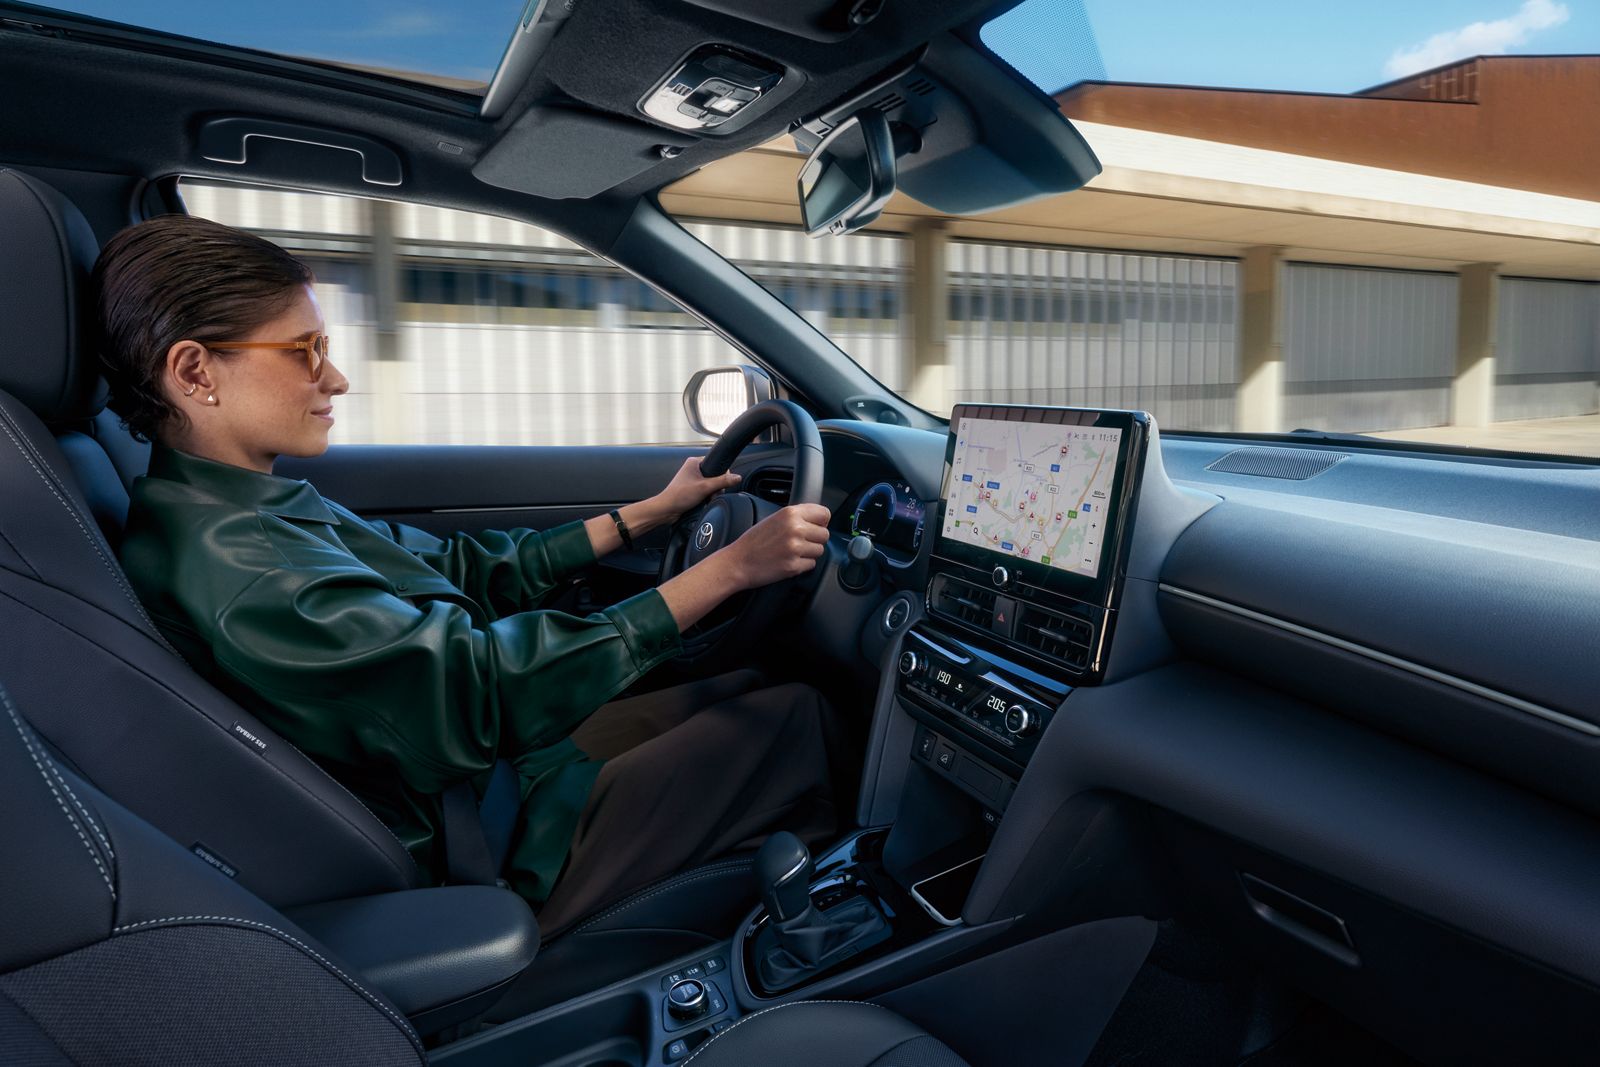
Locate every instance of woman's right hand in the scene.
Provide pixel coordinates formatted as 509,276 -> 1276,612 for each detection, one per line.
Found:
719,504 -> 832,591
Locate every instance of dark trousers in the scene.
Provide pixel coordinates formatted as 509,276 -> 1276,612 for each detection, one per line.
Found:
535,670 -> 844,937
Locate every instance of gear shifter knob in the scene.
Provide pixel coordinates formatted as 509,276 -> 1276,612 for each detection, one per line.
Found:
755,831 -> 814,922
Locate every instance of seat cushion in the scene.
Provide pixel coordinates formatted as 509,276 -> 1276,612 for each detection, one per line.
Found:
684,1001 -> 970,1067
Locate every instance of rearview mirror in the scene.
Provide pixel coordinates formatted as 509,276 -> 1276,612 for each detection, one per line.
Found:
798,109 -> 895,237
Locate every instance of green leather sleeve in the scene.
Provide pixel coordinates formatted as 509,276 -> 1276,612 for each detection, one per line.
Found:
362,516 -> 597,621
208,544 -> 682,795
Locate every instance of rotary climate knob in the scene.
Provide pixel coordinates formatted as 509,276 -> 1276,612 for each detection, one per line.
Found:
1004,704 -> 1037,737
898,650 -> 922,676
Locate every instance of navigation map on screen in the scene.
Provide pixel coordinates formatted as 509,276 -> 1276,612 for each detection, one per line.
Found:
941,417 -> 1123,579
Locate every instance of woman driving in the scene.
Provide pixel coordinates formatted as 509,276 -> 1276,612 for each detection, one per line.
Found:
94,214 -> 843,934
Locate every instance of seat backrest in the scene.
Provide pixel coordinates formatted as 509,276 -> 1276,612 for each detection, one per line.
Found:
0,166 -> 419,907
0,678 -> 426,1066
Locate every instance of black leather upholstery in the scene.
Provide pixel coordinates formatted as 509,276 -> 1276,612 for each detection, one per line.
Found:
0,679 -> 427,1065
286,887 -> 539,1033
684,1002 -> 970,1067
0,677 -> 962,1063
0,170 -> 107,423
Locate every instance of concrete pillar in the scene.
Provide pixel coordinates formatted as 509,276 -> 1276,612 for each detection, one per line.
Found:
1452,263 -> 1498,428
366,198 -> 405,444
1236,246 -> 1284,433
906,218 -> 952,414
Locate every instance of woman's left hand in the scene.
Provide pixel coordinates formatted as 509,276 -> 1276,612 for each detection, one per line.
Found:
651,456 -> 742,523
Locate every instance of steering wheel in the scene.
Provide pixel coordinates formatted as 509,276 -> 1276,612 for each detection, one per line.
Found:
660,399 -> 825,661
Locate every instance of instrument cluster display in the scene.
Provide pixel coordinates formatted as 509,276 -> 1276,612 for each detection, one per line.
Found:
849,481 -> 926,553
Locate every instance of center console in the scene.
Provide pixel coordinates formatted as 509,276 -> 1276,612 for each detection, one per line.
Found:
736,405 -> 1153,999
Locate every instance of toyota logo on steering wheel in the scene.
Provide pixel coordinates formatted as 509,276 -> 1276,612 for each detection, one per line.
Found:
694,520 -> 716,551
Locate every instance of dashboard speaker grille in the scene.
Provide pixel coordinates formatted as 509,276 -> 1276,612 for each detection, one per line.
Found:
1205,447 -> 1347,480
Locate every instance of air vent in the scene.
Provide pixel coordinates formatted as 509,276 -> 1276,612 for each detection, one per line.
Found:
1015,605 -> 1093,673
906,77 -> 936,96
930,574 -> 996,631
871,92 -> 905,112
1205,447 -> 1347,481
746,468 -> 792,504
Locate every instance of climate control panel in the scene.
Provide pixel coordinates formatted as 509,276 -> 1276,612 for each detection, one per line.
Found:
895,624 -> 1065,769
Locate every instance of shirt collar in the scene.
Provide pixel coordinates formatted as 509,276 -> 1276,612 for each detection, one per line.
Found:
145,445 -> 341,525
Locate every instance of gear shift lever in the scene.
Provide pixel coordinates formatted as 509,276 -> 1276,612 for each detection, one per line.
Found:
755,831 -> 814,922
750,831 -> 891,993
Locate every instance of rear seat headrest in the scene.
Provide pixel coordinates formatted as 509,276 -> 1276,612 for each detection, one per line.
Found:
0,169 -> 109,423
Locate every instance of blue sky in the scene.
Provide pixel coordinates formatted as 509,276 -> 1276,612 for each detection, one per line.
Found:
991,0 -> 1597,94
42,0 -> 1600,96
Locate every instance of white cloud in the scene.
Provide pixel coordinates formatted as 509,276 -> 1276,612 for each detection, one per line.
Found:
1383,0 -> 1569,79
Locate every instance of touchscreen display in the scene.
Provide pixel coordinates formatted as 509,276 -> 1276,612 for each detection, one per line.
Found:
940,416 -> 1124,580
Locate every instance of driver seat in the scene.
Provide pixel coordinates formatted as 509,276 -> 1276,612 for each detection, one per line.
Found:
0,166 -> 759,989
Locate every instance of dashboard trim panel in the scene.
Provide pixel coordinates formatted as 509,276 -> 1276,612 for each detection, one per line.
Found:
1159,583 -> 1599,737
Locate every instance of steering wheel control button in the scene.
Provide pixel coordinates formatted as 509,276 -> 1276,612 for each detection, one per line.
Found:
667,979 -> 708,1019
898,650 -> 922,676
991,565 -> 1010,588
1004,705 -> 1037,737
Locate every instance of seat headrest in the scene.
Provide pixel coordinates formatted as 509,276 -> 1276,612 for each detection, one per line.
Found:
0,169 -> 108,423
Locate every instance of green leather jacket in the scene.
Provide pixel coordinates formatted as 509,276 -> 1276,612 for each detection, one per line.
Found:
119,445 -> 683,903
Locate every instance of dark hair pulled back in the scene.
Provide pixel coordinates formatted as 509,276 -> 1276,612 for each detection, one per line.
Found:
92,214 -> 314,442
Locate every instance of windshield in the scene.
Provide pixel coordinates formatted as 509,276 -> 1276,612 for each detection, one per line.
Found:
667,0 -> 1600,460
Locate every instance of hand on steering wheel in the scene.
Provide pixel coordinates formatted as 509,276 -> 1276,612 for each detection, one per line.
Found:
659,399 -> 827,662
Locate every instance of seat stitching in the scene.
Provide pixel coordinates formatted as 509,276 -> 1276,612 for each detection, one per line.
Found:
0,405 -> 180,657
44,752 -> 113,861
1,685 -> 116,900
113,915 -> 422,1056
568,858 -> 754,935
0,568 -> 419,885
680,1000 -> 893,1066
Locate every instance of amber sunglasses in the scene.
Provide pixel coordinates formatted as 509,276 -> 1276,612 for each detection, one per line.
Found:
207,331 -> 330,382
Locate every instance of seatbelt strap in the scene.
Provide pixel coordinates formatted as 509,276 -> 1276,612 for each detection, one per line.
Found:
441,780 -> 497,886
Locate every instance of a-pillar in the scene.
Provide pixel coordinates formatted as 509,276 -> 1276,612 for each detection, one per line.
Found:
367,198 -> 406,445
906,217 -> 952,414
1236,245 -> 1284,433
1452,263 -> 1498,428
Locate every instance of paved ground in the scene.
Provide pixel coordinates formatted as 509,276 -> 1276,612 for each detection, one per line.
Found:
1367,413 -> 1600,460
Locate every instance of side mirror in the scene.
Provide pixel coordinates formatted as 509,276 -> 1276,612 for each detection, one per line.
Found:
683,365 -> 775,437
798,109 -> 895,237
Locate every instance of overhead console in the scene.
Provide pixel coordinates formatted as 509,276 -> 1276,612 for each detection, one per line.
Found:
921,405 -> 1149,686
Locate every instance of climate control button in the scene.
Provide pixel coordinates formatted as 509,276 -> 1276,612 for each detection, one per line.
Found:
898,650 -> 922,676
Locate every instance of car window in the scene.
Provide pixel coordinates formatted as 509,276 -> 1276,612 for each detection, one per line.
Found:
179,178 -> 760,447
663,0 -> 1600,460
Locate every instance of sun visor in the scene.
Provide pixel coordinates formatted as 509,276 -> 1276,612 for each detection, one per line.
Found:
474,107 -> 696,200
